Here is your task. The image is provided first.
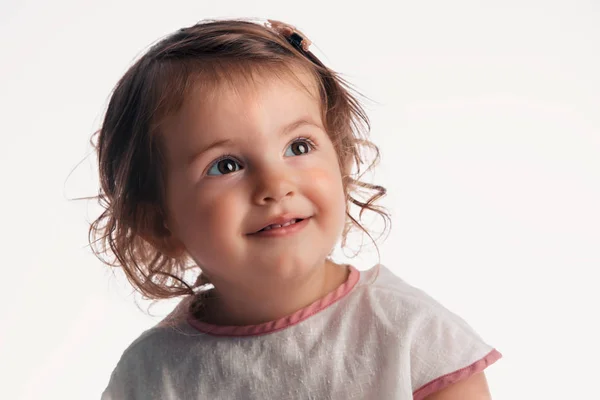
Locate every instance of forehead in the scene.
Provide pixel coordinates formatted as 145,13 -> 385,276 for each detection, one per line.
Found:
160,65 -> 323,157
195,65 -> 320,119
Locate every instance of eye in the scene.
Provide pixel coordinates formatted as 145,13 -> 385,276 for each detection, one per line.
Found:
284,138 -> 314,157
206,155 -> 242,176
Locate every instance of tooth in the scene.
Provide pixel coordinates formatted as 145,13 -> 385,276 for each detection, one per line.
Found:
260,219 -> 300,232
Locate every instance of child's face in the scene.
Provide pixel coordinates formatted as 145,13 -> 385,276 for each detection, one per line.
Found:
159,68 -> 347,291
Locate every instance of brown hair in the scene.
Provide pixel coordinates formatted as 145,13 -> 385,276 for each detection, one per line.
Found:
86,17 -> 391,302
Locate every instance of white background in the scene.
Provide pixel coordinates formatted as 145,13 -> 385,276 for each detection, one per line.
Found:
1,0 -> 598,398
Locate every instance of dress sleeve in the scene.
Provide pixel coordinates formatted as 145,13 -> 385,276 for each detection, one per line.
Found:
409,298 -> 502,400
100,361 -> 134,400
99,333 -> 153,400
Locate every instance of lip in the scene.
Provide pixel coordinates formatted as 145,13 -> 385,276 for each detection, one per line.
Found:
248,217 -> 310,238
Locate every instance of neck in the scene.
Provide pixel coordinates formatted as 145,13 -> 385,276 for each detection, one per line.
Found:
198,259 -> 349,326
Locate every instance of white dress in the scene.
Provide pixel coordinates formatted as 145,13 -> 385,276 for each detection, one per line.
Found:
101,264 -> 502,399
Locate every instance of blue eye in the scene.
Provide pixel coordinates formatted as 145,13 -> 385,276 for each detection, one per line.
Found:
284,138 -> 314,157
206,138 -> 314,177
207,156 -> 242,176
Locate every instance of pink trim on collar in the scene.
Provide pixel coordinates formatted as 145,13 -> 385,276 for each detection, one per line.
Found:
186,265 -> 360,337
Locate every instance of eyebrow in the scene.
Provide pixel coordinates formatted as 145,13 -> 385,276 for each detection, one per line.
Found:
187,117 -> 322,166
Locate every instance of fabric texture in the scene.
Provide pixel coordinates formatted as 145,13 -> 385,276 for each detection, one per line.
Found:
101,264 -> 502,399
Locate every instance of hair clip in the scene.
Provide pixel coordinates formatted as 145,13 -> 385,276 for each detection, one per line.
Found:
265,19 -> 312,52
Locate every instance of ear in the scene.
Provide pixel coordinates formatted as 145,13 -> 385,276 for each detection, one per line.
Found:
141,229 -> 187,259
138,203 -> 187,259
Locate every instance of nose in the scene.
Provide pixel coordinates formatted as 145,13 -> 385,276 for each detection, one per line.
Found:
251,164 -> 296,205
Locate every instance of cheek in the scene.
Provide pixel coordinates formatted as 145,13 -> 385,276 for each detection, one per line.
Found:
306,164 -> 346,221
203,194 -> 244,234
308,167 -> 342,194
172,182 -> 245,242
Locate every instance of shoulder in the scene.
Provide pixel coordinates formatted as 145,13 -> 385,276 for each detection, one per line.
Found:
101,304 -> 207,399
360,264 -> 451,308
104,325 -> 181,369
109,307 -> 206,367
357,264 -> 478,329
357,264 -> 502,400
100,327 -> 164,399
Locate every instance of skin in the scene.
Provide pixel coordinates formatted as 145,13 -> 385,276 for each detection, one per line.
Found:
153,66 -> 350,326
423,371 -> 492,400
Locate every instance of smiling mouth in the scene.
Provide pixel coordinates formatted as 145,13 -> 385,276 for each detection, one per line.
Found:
257,218 -> 304,233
